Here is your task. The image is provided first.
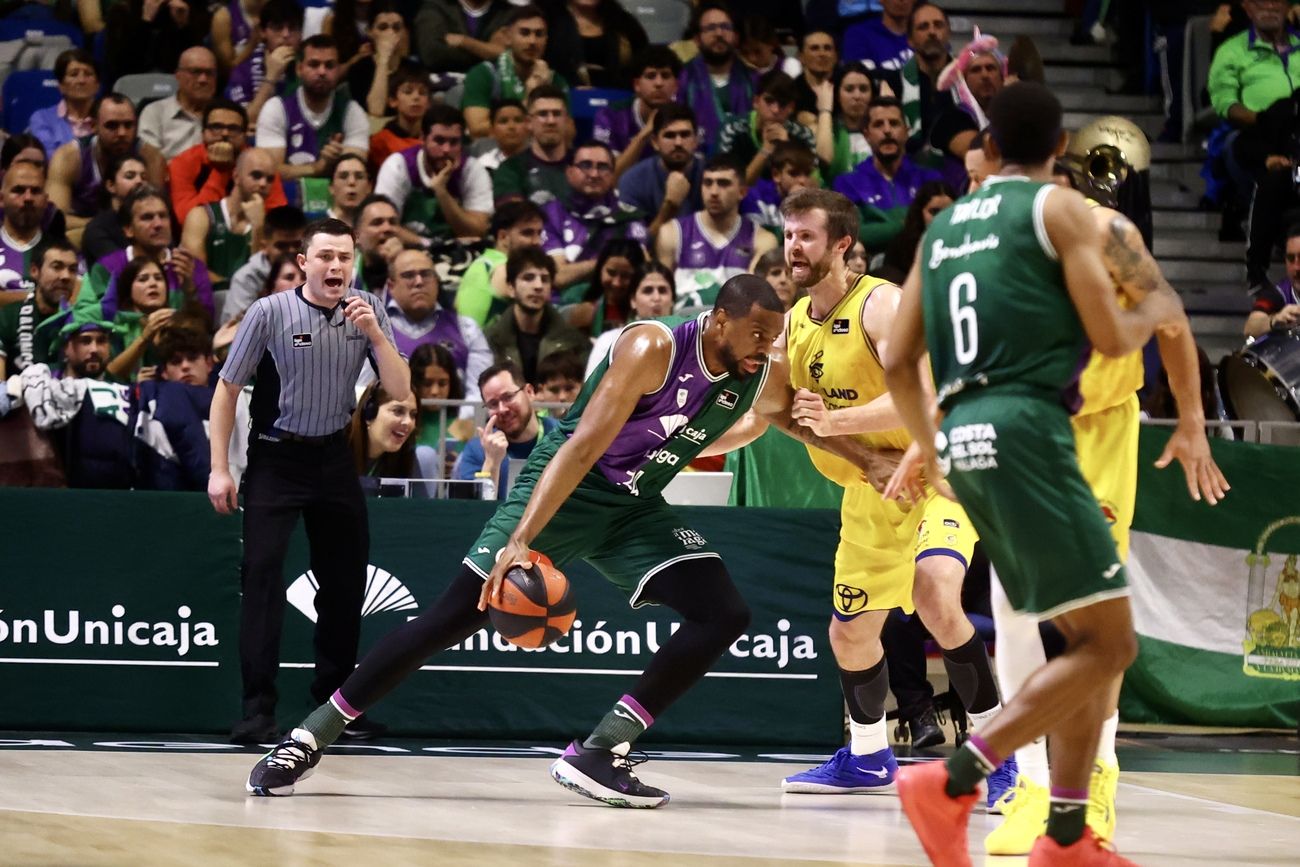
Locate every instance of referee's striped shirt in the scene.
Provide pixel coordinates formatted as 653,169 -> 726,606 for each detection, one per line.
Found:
221,285 -> 397,437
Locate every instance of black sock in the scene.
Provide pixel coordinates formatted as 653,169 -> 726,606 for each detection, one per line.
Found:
839,657 -> 889,724
941,632 -> 1000,715
1047,793 -> 1089,846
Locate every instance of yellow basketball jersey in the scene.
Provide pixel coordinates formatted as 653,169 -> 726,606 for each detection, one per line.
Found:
786,272 -> 911,487
1077,200 -> 1144,417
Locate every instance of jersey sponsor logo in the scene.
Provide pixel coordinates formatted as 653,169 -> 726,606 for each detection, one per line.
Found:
831,318 -> 850,335
292,333 -> 313,348
835,583 -> 868,614
948,423 -> 999,471
677,388 -> 689,408
673,527 -> 708,550
645,448 -> 681,467
928,232 -> 1001,268
716,389 -> 738,409
287,564 -> 417,624
808,350 -> 824,381
948,194 -> 1001,225
822,387 -> 858,401
659,414 -> 689,437
681,425 -> 708,444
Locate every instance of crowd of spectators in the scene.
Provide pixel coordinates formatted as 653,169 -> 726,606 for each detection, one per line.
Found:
0,0 -> 1282,494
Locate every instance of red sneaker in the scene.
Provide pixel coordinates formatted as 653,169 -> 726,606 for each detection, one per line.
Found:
1028,828 -> 1140,866
896,762 -> 979,867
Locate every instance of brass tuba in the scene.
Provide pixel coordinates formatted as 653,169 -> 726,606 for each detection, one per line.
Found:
1062,116 -> 1151,209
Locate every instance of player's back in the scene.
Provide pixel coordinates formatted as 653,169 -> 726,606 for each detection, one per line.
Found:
920,177 -> 1088,411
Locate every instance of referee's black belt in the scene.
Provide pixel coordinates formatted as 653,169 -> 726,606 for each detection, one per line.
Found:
257,427 -> 347,445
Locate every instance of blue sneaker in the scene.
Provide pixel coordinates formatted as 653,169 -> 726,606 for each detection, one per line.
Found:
781,746 -> 898,794
985,754 -> 1020,812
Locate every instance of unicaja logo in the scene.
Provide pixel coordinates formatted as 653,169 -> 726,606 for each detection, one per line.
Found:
287,565 -> 418,624
0,605 -> 218,657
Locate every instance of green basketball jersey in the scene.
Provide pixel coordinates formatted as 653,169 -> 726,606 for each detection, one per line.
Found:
205,202 -> 252,292
920,176 -> 1088,411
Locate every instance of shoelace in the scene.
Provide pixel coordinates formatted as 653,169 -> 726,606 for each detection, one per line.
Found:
265,742 -> 312,771
611,749 -> 650,778
995,777 -> 1034,815
1087,764 -> 1115,824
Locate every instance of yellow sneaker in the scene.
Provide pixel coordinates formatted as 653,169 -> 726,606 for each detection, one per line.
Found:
984,774 -> 1049,856
1087,759 -> 1120,842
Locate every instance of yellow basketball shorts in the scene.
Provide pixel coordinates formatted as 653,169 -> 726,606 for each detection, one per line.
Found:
1071,394 -> 1140,561
832,484 -> 978,618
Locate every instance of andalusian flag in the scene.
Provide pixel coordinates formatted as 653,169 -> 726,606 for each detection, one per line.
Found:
1121,429 -> 1300,728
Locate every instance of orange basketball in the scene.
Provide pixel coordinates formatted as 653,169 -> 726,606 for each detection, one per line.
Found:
488,552 -> 576,648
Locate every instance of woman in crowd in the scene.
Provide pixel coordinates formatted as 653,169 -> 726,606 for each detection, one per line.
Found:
348,382 -> 441,497
27,49 -> 99,159
584,260 -> 674,377
409,342 -> 471,476
106,255 -> 208,382
566,238 -> 645,336
876,180 -> 956,282
539,0 -> 648,89
82,154 -> 149,263
819,62 -> 875,182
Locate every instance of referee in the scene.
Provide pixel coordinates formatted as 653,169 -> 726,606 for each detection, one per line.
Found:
208,217 -> 410,744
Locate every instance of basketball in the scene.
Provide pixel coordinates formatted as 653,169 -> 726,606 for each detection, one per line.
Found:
488,552 -> 577,648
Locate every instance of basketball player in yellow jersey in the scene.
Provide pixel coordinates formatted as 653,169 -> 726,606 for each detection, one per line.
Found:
973,127 -> 1231,854
773,189 -> 1007,797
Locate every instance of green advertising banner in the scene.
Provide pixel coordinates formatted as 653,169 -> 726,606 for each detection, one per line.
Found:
0,489 -> 846,745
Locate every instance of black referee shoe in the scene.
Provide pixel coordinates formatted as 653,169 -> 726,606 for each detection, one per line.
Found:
230,712 -> 279,745
339,715 -> 388,740
246,728 -> 322,796
550,740 -> 670,808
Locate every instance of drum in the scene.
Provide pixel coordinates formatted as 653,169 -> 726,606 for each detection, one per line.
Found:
1219,330 -> 1300,423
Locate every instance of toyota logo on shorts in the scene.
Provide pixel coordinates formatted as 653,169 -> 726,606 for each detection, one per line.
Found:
835,583 -> 868,613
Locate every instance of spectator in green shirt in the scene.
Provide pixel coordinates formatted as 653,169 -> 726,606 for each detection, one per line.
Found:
460,4 -> 570,139
456,199 -> 546,327
717,70 -> 818,187
491,85 -> 573,206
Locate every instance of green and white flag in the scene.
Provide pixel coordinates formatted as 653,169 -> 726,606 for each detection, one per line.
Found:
1121,428 -> 1300,728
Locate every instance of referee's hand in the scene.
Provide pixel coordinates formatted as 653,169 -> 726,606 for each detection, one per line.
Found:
208,469 -> 239,514
342,295 -> 383,340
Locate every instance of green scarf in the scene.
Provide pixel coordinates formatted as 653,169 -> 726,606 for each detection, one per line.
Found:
494,51 -> 524,100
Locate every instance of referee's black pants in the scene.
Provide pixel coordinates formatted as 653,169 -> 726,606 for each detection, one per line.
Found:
238,436 -> 369,719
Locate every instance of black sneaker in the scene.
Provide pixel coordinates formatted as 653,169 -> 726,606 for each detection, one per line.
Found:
339,715 -> 388,740
550,740 -> 670,808
230,712 -> 279,745
246,728 -> 322,796
908,705 -> 946,750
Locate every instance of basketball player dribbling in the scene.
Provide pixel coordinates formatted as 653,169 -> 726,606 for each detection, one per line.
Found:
244,275 -> 879,808
884,82 -> 1188,865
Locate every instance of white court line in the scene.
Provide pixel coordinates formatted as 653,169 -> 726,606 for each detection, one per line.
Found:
0,658 -> 218,667
277,663 -> 817,679
1120,779 -> 1300,822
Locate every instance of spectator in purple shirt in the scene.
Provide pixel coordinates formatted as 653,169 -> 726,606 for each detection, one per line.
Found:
842,0 -> 916,72
676,1 -> 756,153
595,45 -> 682,179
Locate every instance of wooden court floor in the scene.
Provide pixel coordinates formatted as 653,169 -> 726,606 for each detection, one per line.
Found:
0,733 -> 1297,866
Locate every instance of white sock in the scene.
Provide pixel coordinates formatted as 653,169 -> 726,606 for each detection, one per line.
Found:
967,703 -> 1001,731
991,567 -> 1052,787
849,718 -> 889,755
1096,711 -> 1119,766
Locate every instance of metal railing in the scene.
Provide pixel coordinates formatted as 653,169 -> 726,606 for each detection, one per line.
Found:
1141,417 -> 1300,446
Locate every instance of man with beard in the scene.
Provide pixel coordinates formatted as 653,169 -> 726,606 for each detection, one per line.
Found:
0,161 -> 57,302
595,46 -> 682,178
47,95 -> 168,247
541,143 -> 647,289
139,47 -> 221,159
375,104 -> 493,240
677,2 -> 755,153
461,4 -> 570,140
877,3 -> 957,152
775,188 -> 1006,804
245,272 -> 881,808
929,39 -> 1006,161
483,246 -> 589,384
255,35 -> 370,184
181,148 -> 276,292
384,247 -> 491,403
451,360 -> 561,497
492,86 -> 573,206
833,97 -> 941,250
0,238 -> 79,378
77,187 -> 215,323
353,195 -> 405,292
618,105 -> 708,236
656,156 -> 775,309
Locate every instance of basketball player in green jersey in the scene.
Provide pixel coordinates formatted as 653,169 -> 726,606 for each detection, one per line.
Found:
883,82 -> 1187,866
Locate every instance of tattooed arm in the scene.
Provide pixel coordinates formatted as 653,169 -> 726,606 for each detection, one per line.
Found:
1094,206 -> 1229,504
